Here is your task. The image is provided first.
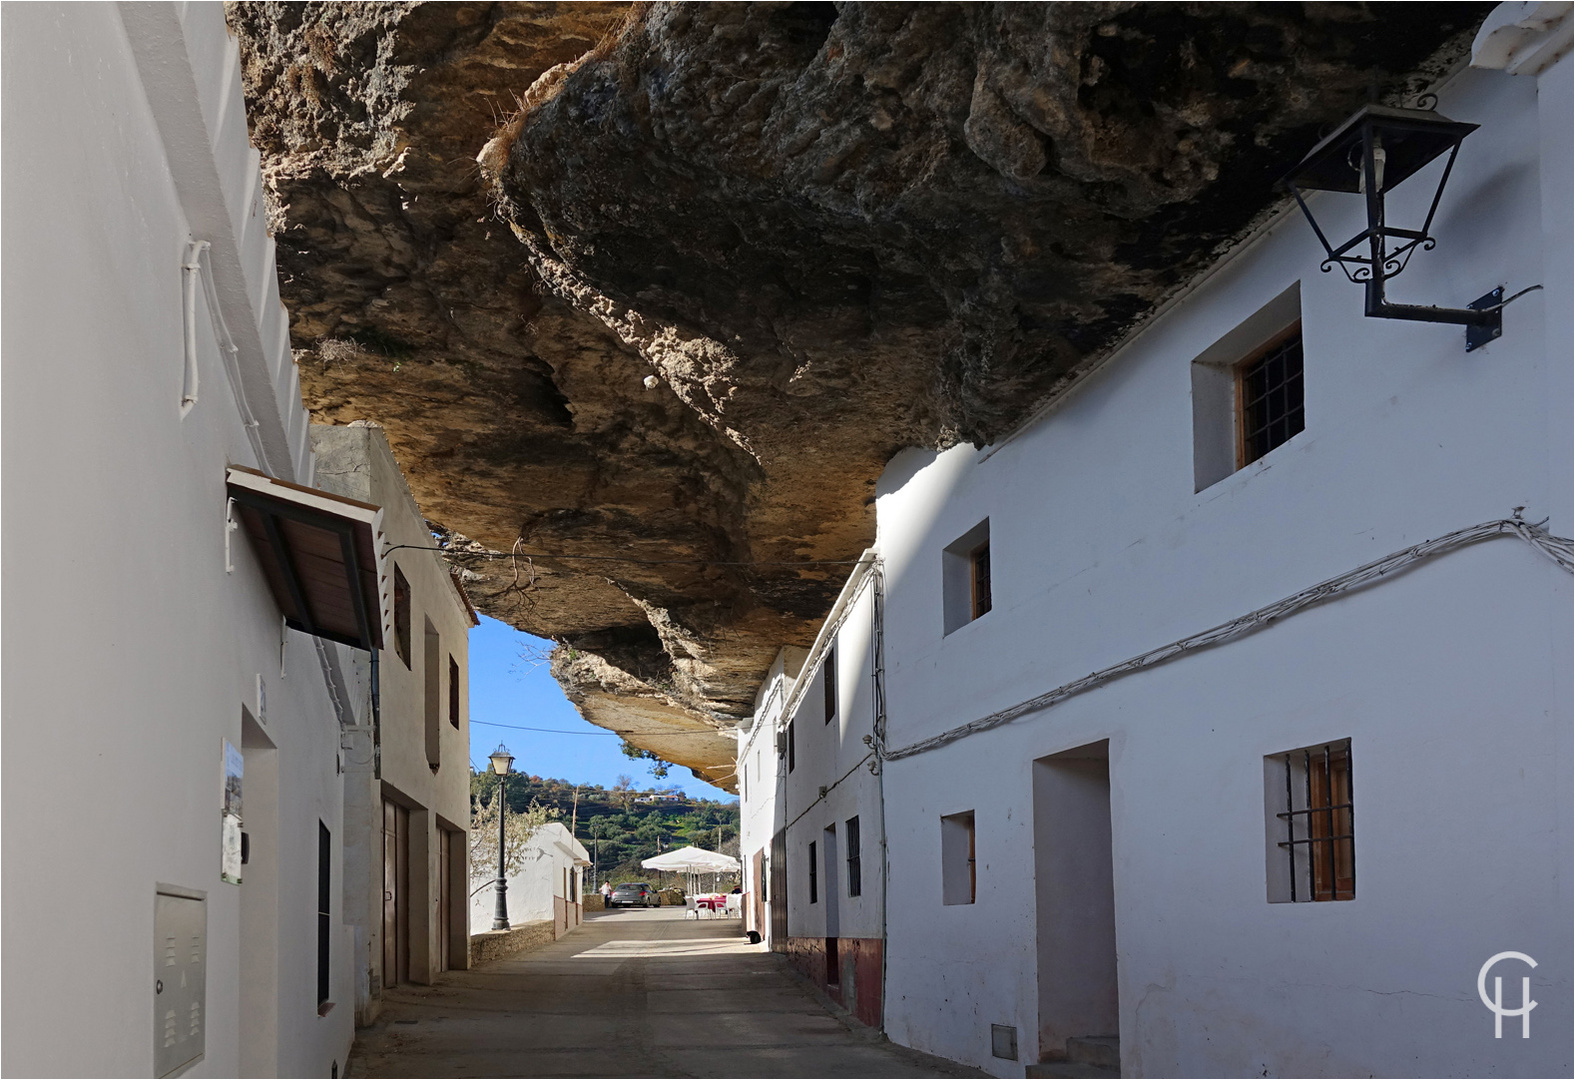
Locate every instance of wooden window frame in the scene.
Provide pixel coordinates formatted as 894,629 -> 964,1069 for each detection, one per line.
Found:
970,541 -> 992,621
1272,738 -> 1354,903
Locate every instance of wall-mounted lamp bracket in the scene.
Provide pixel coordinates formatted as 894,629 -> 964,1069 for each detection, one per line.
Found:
1466,287 -> 1504,352
1283,103 -> 1503,352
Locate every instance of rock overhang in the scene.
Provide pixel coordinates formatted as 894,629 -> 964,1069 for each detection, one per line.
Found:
230,1 -> 1492,792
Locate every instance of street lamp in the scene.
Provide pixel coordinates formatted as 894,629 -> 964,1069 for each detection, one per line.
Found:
488,745 -> 514,931
1281,101 -> 1503,351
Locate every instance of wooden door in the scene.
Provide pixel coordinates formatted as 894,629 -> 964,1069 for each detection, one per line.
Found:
381,799 -> 409,988
438,829 -> 452,972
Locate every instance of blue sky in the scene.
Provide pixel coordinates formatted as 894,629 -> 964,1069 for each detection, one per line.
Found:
466,614 -> 735,801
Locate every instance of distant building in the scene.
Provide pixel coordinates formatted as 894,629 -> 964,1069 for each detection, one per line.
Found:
313,423 -> 477,1020
469,822 -> 590,938
737,12 -> 1572,1077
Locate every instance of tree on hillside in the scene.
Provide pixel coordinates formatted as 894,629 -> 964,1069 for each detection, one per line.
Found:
468,786 -> 557,894
611,773 -> 636,810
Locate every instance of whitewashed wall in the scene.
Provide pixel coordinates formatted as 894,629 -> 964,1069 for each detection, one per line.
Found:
781,583 -> 886,946
727,23 -> 1570,1078
873,59 -> 1570,1078
2,4 -> 355,1075
469,823 -> 588,932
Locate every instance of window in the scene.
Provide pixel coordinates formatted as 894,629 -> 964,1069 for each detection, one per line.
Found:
424,618 -> 441,770
1191,283 -> 1303,491
1237,328 -> 1304,467
942,519 -> 991,635
392,565 -> 411,668
808,840 -> 818,904
941,811 -> 976,905
823,645 -> 837,725
448,656 -> 460,728
1267,738 -> 1354,903
317,821 -> 332,1008
845,816 -> 861,897
787,720 -> 796,773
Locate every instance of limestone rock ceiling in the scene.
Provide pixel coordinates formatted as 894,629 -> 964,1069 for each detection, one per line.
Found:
230,1 -> 1487,790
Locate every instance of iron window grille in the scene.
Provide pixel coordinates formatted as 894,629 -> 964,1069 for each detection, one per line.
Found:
1275,738 -> 1354,902
808,840 -> 818,904
846,816 -> 861,897
1238,327 -> 1305,468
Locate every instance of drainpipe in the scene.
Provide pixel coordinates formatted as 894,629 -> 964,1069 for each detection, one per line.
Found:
370,648 -> 382,779
869,563 -> 891,1033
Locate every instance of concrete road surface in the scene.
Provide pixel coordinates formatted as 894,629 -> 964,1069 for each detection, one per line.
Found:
348,907 -> 980,1078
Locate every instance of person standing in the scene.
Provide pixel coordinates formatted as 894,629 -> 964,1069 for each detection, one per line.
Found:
600,880 -> 613,904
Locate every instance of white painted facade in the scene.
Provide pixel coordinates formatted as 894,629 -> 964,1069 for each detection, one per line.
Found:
468,822 -> 590,935
739,26 -> 1572,1080
1,5 -> 412,1076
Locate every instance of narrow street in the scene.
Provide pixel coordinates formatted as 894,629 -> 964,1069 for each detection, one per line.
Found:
348,908 -> 979,1078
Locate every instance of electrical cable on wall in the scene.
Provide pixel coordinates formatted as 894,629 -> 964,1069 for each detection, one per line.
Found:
884,511 -> 1572,763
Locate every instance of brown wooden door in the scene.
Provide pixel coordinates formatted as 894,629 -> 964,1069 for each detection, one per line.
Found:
381,799 -> 409,987
437,829 -> 451,972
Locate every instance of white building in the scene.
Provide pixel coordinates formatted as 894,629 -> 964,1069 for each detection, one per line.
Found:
2,6 -> 451,1076
468,821 -> 590,938
313,423 -> 477,1019
737,11 -> 1572,1077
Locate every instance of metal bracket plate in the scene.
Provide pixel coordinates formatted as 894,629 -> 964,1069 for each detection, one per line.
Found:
1466,287 -> 1504,352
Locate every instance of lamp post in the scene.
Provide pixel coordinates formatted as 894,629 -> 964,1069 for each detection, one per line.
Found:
489,745 -> 514,931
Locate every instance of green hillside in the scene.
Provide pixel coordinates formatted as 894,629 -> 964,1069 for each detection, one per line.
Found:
471,770 -> 741,887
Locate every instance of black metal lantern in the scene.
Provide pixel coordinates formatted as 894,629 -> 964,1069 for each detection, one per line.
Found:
1283,102 -> 1502,351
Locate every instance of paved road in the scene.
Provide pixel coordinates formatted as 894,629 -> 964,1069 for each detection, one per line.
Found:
348,907 -> 977,1078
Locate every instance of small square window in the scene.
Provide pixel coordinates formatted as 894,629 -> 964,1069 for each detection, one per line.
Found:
941,811 -> 976,905
1266,738 -> 1354,903
1191,283 -> 1302,491
943,520 -> 991,635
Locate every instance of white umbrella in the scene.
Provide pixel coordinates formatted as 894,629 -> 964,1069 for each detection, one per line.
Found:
641,845 -> 740,894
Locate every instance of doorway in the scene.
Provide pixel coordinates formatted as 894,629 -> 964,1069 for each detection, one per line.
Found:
1034,740 -> 1118,1061
238,709 -> 278,1077
381,798 -> 409,989
822,824 -> 840,987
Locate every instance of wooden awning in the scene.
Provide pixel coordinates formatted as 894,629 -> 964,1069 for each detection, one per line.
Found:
226,466 -> 384,651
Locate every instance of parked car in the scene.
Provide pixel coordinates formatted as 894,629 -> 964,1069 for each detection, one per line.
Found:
608,882 -> 660,908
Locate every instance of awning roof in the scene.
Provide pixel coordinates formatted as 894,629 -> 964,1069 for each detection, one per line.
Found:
226,466 -> 384,651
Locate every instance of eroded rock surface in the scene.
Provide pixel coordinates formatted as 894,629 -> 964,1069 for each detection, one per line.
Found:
231,2 -> 1485,789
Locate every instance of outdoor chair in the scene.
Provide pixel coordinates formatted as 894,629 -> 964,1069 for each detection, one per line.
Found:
683,896 -> 699,920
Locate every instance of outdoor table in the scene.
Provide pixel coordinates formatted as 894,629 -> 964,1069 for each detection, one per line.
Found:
695,894 -> 726,912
